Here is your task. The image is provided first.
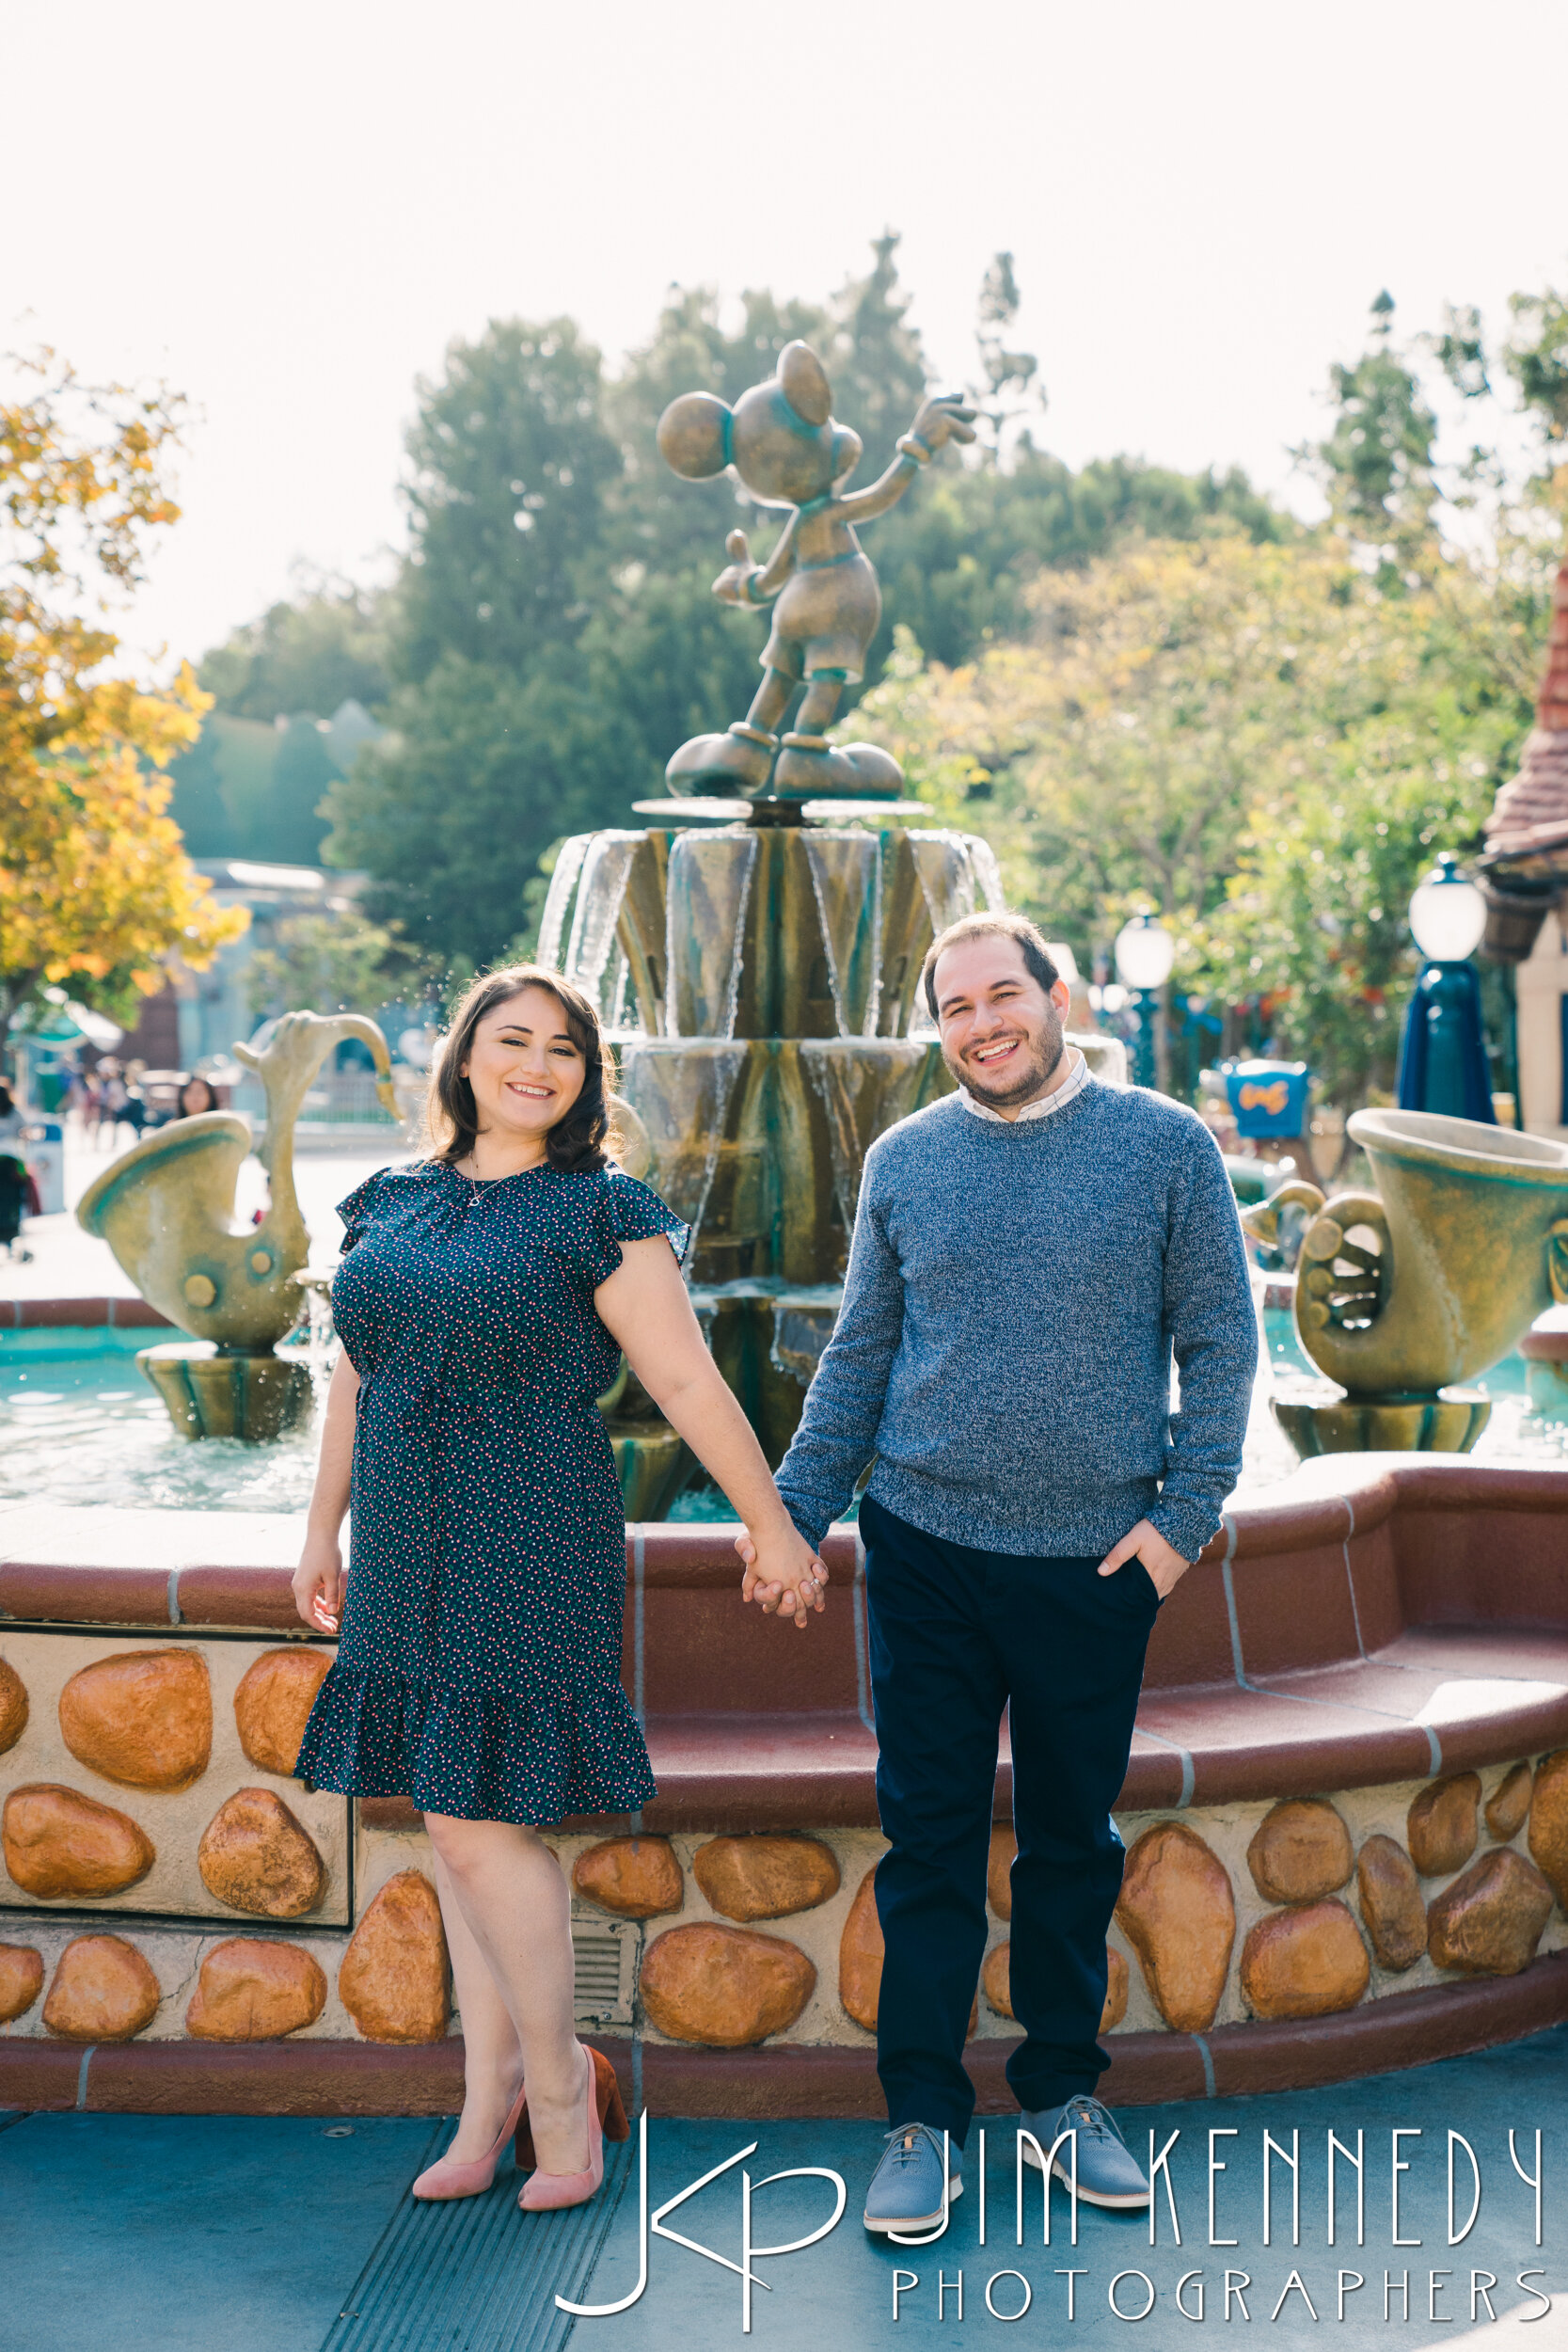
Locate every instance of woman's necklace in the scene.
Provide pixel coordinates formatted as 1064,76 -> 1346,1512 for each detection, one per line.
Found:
455,1145 -> 546,1186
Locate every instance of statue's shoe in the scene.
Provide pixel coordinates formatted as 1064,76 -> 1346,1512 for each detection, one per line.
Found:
665,727 -> 775,795
773,739 -> 904,800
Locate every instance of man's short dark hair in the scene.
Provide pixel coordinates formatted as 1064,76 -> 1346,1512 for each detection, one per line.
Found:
921,911 -> 1060,1022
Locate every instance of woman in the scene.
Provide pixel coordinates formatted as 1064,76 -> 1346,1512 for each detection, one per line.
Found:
293,965 -> 825,2215
176,1073 -> 218,1119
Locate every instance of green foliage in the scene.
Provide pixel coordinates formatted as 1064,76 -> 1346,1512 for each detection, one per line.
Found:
1205,699 -> 1517,1102
1301,292 -> 1437,572
855,532 -> 1542,1104
396,319 -> 621,686
165,712 -> 274,857
974,249 -> 1040,459
323,653 -> 641,961
245,907 -> 427,1023
165,709 -> 362,866
199,578 -> 390,721
1503,286 -> 1568,448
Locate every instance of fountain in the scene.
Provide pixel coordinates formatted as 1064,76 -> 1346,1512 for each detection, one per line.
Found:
75,1011 -> 397,1440
1243,1107 -> 1568,1456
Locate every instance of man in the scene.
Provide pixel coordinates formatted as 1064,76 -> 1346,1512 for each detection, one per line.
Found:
745,912 -> 1256,2233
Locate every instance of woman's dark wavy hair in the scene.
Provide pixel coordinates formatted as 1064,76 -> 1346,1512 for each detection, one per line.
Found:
426,964 -> 617,1175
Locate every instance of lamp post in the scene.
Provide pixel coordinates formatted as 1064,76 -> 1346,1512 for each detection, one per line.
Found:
1114,914 -> 1176,1090
1396,853 -> 1495,1123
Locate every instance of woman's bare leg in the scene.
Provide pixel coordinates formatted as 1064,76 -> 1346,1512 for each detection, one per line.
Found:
430,1847 -> 525,2161
423,1814 -> 589,2173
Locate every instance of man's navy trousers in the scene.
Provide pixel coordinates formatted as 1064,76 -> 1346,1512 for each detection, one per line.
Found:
861,1493 -> 1161,2145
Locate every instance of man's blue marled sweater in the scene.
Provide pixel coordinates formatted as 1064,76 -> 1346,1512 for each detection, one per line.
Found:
775,1080 -> 1258,1563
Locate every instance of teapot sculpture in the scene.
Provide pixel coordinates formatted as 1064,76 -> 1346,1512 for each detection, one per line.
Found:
1243,1106 -> 1568,1455
77,1011 -> 397,1439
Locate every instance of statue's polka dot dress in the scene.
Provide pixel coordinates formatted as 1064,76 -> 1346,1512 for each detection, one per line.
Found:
294,1161 -> 688,1824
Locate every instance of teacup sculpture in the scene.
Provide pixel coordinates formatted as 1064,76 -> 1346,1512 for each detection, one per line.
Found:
1243,1107 -> 1568,1455
77,1012 -> 397,1439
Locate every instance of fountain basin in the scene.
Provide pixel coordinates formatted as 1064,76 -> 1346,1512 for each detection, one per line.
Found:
2,1456 -> 1563,2118
137,1343 -> 315,1443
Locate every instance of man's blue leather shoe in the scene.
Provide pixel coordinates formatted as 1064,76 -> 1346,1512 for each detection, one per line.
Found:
1017,2095 -> 1150,2208
863,2123 -> 965,2233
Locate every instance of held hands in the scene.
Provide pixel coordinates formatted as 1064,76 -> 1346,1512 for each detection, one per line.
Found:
733,1523 -> 830,1631
907,395 -> 978,457
713,528 -> 759,606
1098,1518 -> 1190,1600
293,1531 -> 344,1634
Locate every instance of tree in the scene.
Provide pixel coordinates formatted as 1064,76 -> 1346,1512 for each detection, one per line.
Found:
199,574 -> 390,720
1204,694 -> 1517,1103
973,250 -> 1041,462
0,352 -> 245,1057
851,532 -> 1536,1102
1301,292 -> 1438,578
245,907 -> 427,1023
395,320 -> 622,686
323,653 -> 641,964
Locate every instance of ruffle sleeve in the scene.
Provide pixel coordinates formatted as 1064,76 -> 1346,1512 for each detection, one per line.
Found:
335,1168 -> 389,1254
576,1168 -> 690,1288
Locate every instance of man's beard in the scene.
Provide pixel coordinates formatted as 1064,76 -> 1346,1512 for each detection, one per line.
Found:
945,1010 -> 1066,1110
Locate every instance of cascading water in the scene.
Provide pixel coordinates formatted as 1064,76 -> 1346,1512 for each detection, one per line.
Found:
664,830 -> 758,1039
536,834 -> 594,972
800,1039 -> 928,1251
614,1040 -> 751,1257
963,833 -> 1006,914
910,830 -> 976,938
802,831 -> 882,1039
564,832 -> 645,1017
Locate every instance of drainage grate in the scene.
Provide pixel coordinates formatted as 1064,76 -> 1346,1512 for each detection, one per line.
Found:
571,1914 -> 637,2026
320,2126 -> 636,2352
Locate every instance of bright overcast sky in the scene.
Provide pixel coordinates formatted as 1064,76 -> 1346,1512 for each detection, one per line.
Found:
7,0 -> 1567,673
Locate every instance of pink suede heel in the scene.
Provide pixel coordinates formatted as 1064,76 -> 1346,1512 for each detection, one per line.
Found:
412,2077 -> 530,2201
517,2044 -> 605,2213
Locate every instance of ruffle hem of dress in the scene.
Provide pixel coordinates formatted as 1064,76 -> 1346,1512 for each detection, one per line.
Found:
295,1667 -> 658,1825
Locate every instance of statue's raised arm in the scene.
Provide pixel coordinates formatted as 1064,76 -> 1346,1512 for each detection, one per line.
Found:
835,394 -> 977,527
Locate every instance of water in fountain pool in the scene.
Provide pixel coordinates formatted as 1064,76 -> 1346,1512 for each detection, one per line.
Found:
2,1309 -> 1562,1515
0,1345 -> 329,1512
1230,1303 -> 1568,1497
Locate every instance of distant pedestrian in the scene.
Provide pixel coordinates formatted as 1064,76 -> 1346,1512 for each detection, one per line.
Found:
0,1085 -> 31,1260
98,1061 -> 134,1146
177,1074 -> 218,1119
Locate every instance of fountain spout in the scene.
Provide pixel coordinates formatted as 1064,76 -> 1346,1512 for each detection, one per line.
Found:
76,1009 -> 397,1439
238,1012 -> 398,1288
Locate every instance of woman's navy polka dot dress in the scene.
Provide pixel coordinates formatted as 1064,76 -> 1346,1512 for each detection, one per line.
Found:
294,1160 -> 688,1825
